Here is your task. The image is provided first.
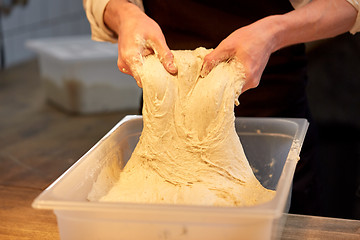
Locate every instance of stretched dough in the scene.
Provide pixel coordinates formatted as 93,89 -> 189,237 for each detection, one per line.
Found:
90,47 -> 274,206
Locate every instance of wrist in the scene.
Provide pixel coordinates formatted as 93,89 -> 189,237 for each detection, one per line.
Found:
247,15 -> 287,54
264,13 -> 312,51
104,0 -> 141,35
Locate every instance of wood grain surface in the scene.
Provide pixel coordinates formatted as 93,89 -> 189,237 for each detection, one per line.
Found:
0,60 -> 137,239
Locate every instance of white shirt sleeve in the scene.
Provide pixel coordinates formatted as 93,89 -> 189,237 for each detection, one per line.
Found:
290,0 -> 360,34
83,0 -> 144,43
346,0 -> 360,34
83,0 -> 359,43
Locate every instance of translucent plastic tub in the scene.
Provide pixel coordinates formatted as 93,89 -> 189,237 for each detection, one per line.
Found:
32,115 -> 309,240
26,36 -> 141,113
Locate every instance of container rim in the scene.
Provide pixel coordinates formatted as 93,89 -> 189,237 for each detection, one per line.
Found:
25,36 -> 118,63
33,115 -> 309,219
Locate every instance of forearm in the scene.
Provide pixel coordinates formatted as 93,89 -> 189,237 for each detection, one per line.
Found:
259,0 -> 358,53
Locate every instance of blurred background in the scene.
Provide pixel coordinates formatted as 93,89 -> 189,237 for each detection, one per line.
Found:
0,0 -> 359,220
0,0 -> 89,68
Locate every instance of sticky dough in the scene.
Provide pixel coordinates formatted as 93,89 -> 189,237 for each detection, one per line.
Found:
90,47 -> 275,206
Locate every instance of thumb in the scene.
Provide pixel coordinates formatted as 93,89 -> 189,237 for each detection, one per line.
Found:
161,51 -> 177,75
200,48 -> 231,78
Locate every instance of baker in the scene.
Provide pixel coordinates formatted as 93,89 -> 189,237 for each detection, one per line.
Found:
83,0 -> 359,215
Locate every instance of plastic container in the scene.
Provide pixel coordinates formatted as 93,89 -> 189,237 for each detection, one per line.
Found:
32,115 -> 309,240
26,36 -> 141,113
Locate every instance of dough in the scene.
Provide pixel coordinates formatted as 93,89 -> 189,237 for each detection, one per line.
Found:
89,47 -> 275,206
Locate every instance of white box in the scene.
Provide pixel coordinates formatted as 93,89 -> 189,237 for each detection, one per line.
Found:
26,36 -> 141,113
33,116 -> 309,240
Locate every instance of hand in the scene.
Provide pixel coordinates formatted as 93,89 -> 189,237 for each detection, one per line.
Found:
200,0 -> 358,94
200,18 -> 277,93
104,0 -> 177,87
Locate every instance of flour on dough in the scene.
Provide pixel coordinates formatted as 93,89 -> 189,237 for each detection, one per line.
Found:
88,47 -> 275,206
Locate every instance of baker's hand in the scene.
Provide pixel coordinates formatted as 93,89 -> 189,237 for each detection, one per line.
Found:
104,0 -> 177,87
200,20 -> 276,93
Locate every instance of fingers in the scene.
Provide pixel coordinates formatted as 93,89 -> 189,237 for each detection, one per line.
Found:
150,38 -> 177,75
117,33 -> 176,89
117,53 -> 143,88
200,55 -> 218,78
117,58 -> 130,74
161,51 -> 177,74
200,44 -> 261,94
200,47 -> 232,78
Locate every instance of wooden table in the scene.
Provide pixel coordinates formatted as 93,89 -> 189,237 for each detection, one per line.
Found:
1,60 -> 360,240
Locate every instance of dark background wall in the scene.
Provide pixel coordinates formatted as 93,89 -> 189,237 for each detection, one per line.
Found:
306,33 -> 360,220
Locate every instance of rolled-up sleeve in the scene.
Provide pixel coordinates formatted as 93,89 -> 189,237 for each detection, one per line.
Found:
84,0 -> 359,42
346,0 -> 360,34
83,0 -> 116,43
83,0 -> 144,43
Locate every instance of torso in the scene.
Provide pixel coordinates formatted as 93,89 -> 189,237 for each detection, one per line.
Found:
143,0 -> 309,118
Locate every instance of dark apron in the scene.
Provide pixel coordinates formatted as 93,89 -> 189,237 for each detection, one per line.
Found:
143,0 -> 322,216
